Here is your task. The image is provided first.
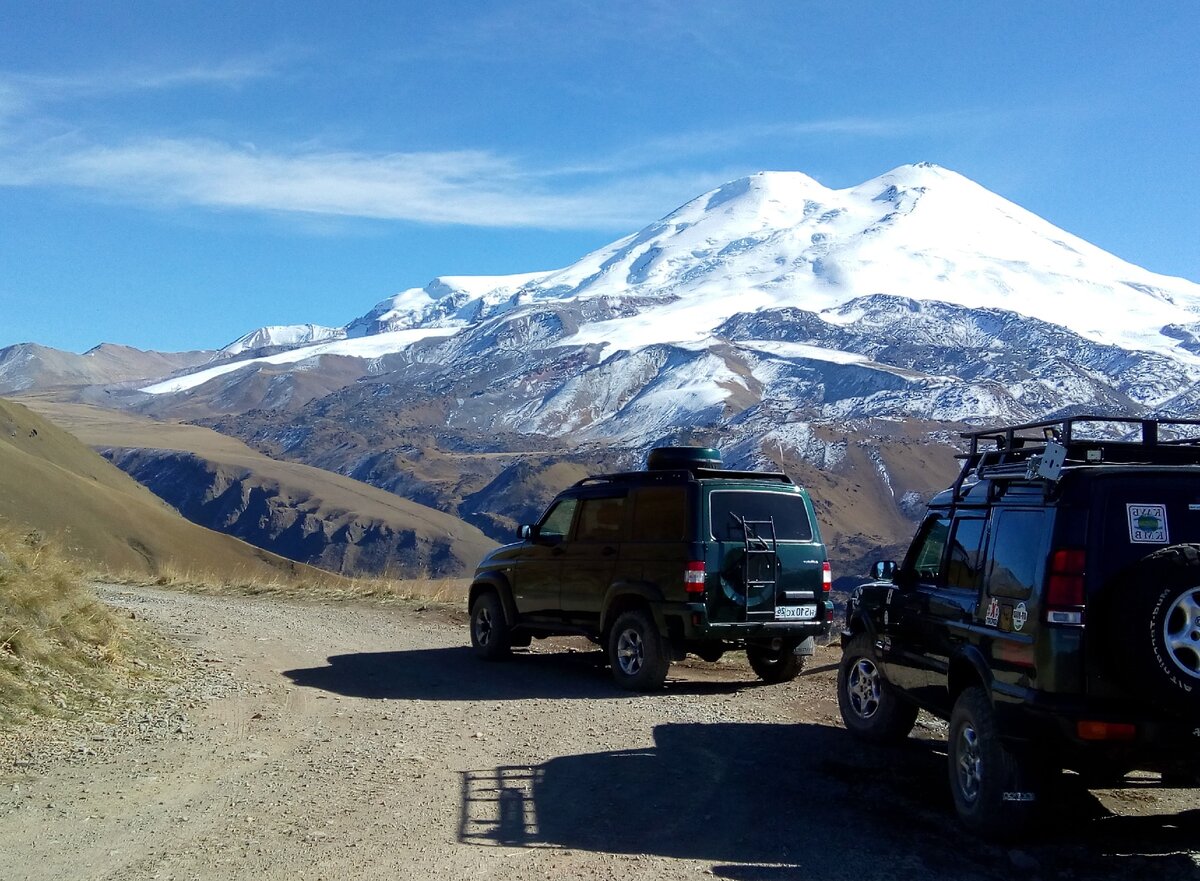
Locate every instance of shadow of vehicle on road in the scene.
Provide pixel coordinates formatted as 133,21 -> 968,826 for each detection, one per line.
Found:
460,722 -> 1200,881
282,646 -> 754,702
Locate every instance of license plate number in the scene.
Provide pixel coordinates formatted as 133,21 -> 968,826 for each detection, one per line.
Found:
775,605 -> 817,621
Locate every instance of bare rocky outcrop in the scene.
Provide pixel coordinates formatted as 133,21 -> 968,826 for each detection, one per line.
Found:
104,448 -> 484,577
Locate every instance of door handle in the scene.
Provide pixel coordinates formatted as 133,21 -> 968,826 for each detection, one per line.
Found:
601,546 -> 616,557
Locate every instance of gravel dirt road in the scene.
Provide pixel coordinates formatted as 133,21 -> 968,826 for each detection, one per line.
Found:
1,586 -> 1197,880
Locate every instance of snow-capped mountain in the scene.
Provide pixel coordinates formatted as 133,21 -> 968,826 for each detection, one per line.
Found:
219,324 -> 345,357
135,162 -> 1200,441
19,161 -> 1200,574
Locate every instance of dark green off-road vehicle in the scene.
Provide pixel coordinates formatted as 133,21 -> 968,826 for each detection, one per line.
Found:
839,416 -> 1200,837
469,447 -> 832,690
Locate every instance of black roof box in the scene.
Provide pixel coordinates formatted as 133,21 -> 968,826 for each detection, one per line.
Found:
647,446 -> 722,472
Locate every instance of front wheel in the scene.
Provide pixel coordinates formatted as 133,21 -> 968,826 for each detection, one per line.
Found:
747,643 -> 803,683
607,610 -> 670,691
948,687 -> 1042,838
470,591 -> 512,661
837,634 -> 918,744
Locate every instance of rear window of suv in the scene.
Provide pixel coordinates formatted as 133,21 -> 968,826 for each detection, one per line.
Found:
709,490 -> 813,541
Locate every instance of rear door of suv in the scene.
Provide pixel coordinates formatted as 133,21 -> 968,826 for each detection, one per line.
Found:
704,485 -> 823,624
559,490 -> 629,630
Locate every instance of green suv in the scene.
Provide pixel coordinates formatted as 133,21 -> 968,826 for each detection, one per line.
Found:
469,447 -> 832,690
838,416 -> 1200,837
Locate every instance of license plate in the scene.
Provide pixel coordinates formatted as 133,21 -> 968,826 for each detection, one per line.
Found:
775,604 -> 818,621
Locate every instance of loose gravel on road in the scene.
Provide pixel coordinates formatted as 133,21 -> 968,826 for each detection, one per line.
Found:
1,585 -> 1197,881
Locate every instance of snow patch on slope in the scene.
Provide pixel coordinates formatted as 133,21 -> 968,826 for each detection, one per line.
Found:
141,328 -> 459,395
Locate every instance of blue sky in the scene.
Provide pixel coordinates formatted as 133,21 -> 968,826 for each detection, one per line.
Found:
1,1 -> 1197,353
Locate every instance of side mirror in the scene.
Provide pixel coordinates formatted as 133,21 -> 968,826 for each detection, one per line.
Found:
872,560 -> 898,580
518,524 -> 540,541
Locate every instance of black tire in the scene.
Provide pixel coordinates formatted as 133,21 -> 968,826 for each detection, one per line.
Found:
747,643 -> 803,683
837,633 -> 918,744
1111,544 -> 1200,714
469,591 -> 511,661
607,610 -> 670,691
948,687 -> 1043,838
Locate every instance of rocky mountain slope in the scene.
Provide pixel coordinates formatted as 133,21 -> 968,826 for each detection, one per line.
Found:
0,343 -> 212,395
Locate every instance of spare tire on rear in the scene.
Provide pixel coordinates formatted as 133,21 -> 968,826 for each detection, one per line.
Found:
1109,543 -> 1200,714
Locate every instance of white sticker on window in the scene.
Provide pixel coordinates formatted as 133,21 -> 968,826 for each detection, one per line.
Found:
1127,504 -> 1169,544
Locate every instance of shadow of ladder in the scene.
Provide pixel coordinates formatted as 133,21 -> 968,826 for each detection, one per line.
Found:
459,765 -> 545,848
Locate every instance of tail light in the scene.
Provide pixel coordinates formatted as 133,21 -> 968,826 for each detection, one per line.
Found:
1046,548 -> 1086,625
822,561 -> 832,592
684,561 -> 705,595
1077,720 -> 1136,741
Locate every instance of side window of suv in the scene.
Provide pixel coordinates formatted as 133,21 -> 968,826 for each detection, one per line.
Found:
986,509 -> 1049,599
630,487 -> 687,541
575,496 -> 627,542
909,516 -> 951,581
945,518 -> 986,591
539,498 -> 579,540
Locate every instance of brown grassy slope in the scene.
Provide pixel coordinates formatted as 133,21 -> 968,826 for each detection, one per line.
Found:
0,526 -> 165,727
0,398 -> 314,581
16,399 -> 497,575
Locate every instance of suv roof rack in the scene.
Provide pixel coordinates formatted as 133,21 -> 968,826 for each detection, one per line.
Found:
575,467 -> 794,489
953,414 -> 1200,497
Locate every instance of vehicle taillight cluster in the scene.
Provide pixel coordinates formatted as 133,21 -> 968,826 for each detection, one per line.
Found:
1046,547 -> 1086,625
684,560 -> 706,595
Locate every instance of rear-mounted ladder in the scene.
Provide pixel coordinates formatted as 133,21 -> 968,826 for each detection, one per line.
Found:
734,515 -> 779,619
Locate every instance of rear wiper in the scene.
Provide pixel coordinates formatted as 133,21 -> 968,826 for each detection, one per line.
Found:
731,513 -> 771,550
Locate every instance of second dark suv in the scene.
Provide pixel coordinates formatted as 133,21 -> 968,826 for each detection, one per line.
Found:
469,447 -> 832,690
838,416 -> 1200,836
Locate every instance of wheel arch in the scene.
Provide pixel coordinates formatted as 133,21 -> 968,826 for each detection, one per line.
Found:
469,573 -> 517,626
842,607 -> 877,643
948,645 -> 993,707
600,581 -> 666,638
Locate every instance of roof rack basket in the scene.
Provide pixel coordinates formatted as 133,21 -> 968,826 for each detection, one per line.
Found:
951,414 -> 1200,497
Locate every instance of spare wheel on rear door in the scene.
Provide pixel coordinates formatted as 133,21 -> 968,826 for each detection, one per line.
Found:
1109,543 -> 1200,714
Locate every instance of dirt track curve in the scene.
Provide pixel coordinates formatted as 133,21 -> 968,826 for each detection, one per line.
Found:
1,586 -> 1197,881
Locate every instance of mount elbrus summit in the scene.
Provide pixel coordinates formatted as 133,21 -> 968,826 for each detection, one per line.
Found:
4,163 -> 1200,578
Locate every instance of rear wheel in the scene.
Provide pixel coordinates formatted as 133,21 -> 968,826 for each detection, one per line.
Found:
948,687 -> 1043,838
837,634 -> 918,744
469,591 -> 511,661
608,610 -> 670,691
747,643 -> 803,683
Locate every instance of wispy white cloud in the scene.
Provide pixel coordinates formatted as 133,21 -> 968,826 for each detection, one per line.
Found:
0,136 -> 719,229
0,111 -> 999,231
1,54 -> 286,105
0,54 -> 1015,231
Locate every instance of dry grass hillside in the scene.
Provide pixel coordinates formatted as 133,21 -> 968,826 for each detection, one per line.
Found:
16,399 -> 497,577
0,398 -> 317,582
0,526 -> 165,728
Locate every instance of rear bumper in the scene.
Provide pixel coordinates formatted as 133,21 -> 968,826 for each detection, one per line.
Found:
664,601 -> 832,643
998,694 -> 1200,770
